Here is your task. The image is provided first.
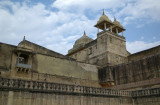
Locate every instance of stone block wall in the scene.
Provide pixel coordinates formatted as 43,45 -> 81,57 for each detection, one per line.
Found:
128,45 -> 160,61
0,91 -> 132,105
133,96 -> 160,105
0,77 -> 133,105
1,77 -> 160,105
30,72 -> 100,87
0,43 -> 16,71
113,54 -> 160,85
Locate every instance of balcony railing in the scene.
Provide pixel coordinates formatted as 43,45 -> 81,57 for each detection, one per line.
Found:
15,63 -> 31,69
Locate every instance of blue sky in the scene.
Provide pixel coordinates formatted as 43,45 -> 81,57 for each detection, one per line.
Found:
0,0 -> 160,54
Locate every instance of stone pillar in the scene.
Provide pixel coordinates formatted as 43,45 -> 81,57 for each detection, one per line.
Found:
17,52 -> 21,64
122,31 -> 124,36
116,28 -> 118,34
104,23 -> 106,30
98,28 -> 99,33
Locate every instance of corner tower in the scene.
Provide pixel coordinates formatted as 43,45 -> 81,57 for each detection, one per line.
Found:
92,11 -> 129,66
67,11 -> 130,67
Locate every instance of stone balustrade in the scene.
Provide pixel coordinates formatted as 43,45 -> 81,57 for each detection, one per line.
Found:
15,63 -> 32,69
0,77 -> 160,98
132,88 -> 160,97
0,77 -> 131,97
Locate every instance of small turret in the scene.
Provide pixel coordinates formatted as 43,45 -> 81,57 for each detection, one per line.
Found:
112,17 -> 125,36
94,10 -> 113,32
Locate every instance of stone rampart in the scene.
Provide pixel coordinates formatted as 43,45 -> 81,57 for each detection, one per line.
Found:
113,54 -> 160,85
1,77 -> 160,105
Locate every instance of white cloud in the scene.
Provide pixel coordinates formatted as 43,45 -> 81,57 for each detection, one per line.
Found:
52,0 -> 160,26
52,0 -> 126,12
116,0 -> 160,25
0,0 -> 98,54
0,0 -> 160,55
126,41 -> 160,54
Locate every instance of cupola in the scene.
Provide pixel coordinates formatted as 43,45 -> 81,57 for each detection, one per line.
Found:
94,11 -> 113,31
112,18 -> 125,36
68,31 -> 93,54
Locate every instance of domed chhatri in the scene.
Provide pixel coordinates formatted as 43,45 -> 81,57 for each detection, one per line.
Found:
113,18 -> 124,28
94,10 -> 125,36
97,11 -> 112,25
68,31 -> 93,53
68,11 -> 126,55
95,10 -> 113,31
112,17 -> 125,35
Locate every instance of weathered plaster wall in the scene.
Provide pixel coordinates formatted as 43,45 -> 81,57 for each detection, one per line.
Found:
70,48 -> 88,62
18,40 -> 71,59
111,78 -> 160,90
0,90 -> 132,105
68,31 -> 129,66
36,54 -> 98,81
107,52 -> 128,66
30,72 -> 100,87
106,33 -> 128,57
128,45 -> 160,61
0,43 -> 16,77
0,42 -> 100,87
113,54 -> 160,85
0,43 -> 16,71
133,96 -> 160,105
7,52 -> 100,87
87,31 -> 129,66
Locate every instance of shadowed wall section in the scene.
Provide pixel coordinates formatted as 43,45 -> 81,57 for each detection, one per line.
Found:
113,54 -> 160,86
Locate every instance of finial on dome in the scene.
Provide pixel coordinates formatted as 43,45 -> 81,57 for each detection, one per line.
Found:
102,9 -> 105,15
83,31 -> 86,36
23,36 -> 25,41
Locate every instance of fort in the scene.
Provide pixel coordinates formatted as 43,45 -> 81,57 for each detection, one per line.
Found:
0,11 -> 160,105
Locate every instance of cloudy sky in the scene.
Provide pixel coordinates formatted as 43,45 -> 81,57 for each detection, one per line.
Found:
0,0 -> 160,55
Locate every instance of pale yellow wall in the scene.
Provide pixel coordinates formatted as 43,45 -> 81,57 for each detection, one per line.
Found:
128,45 -> 160,61
0,43 -> 16,71
106,33 -> 129,57
0,43 -> 16,78
0,42 -> 100,87
9,52 -> 32,79
87,32 -> 129,66
0,90 -> 133,105
36,54 -> 98,81
68,31 -> 129,66
71,49 -> 88,62
107,52 -> 127,65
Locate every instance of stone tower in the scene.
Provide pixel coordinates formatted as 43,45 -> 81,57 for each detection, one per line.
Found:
94,12 -> 129,66
67,11 -> 130,67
